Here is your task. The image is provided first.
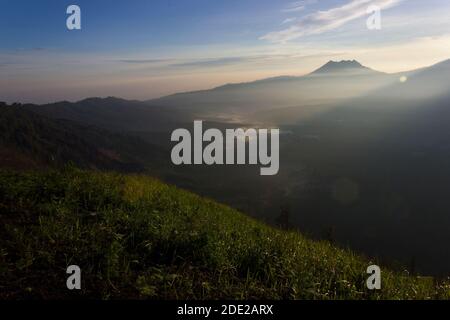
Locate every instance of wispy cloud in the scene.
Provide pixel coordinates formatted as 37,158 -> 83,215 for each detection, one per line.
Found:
170,57 -> 249,68
262,0 -> 404,43
282,18 -> 297,25
114,52 -> 347,71
116,56 -> 281,70
282,0 -> 317,13
168,53 -> 344,69
118,59 -> 172,64
283,5 -> 305,13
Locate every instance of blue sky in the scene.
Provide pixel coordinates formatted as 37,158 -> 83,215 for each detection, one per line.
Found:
1,0 -> 450,103
0,0 -> 286,52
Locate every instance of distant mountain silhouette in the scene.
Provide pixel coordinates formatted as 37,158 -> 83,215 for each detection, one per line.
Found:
145,60 -> 396,121
20,58 -> 450,128
311,60 -> 375,75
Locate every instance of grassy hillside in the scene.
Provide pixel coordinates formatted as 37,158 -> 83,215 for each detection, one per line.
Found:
0,168 -> 448,300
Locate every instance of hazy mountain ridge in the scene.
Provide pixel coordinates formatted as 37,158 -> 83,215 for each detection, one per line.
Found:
147,60 -> 398,122
20,59 -> 447,128
0,105 -> 167,172
27,97 -> 184,132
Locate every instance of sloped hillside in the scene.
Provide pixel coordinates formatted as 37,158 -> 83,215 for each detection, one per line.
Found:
0,105 -> 166,172
0,168 -> 448,299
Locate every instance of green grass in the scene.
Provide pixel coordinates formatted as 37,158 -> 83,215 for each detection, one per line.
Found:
0,167 -> 448,300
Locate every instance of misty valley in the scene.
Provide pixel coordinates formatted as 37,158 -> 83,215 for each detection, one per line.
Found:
170,120 -> 280,175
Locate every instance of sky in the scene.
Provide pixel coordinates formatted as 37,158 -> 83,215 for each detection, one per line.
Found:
1,0 -> 450,103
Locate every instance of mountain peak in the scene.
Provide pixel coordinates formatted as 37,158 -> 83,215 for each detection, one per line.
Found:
311,60 -> 372,75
